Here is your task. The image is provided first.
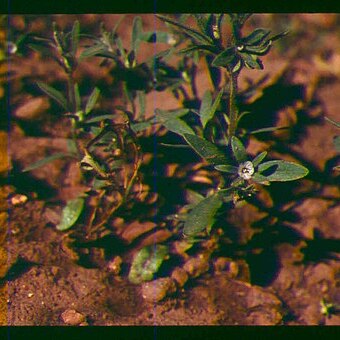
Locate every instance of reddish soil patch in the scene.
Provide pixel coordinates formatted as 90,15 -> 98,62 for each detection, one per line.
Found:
1,14 -> 340,325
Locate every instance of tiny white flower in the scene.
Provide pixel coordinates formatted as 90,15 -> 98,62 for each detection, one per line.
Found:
238,161 -> 254,180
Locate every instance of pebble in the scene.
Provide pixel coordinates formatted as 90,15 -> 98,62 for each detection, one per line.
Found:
183,254 -> 210,278
141,278 -> 177,303
61,309 -> 86,325
171,267 -> 189,288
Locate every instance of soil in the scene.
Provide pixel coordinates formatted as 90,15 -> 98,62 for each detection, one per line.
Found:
1,14 -> 340,326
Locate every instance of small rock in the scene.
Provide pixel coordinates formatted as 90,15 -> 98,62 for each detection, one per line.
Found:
61,309 -> 86,325
183,254 -> 210,278
214,257 -> 239,278
141,278 -> 176,303
171,267 -> 189,288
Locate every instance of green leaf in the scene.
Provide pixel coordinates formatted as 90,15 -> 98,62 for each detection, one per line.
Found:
242,28 -> 271,45
257,160 -> 309,182
183,133 -> 230,165
155,108 -> 189,123
137,91 -> 146,118
36,81 -> 68,110
84,114 -> 116,124
132,16 -> 143,52
163,118 -> 194,136
333,136 -> 340,152
183,194 -> 222,236
325,116 -> 340,128
22,152 -> 70,172
74,83 -> 81,112
250,126 -> 288,134
200,88 -> 223,128
252,151 -> 267,167
240,53 -> 263,70
70,20 -> 80,55
56,197 -> 84,231
178,44 -> 218,55
85,87 -> 100,115
140,31 -> 174,44
79,43 -> 107,60
244,41 -> 272,55
128,245 -> 169,284
214,164 -> 238,173
185,189 -> 205,205
252,173 -> 270,185
130,121 -> 152,133
156,14 -> 213,45
199,90 -> 212,127
231,136 -> 248,163
211,47 -> 236,68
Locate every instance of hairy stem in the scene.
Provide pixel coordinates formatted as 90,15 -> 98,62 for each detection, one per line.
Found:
227,71 -> 239,143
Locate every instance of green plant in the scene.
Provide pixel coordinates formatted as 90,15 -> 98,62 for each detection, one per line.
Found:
22,14 -> 310,285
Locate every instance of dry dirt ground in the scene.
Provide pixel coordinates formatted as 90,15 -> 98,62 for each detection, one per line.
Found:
1,14 -> 340,326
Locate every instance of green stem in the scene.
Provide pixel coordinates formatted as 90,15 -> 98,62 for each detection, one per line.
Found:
227,71 -> 239,144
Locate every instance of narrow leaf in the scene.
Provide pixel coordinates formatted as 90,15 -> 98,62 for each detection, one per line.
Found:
250,126 -> 288,134
231,136 -> 248,163
252,151 -> 267,167
56,197 -> 84,231
70,20 -> 80,55
22,152 -> 69,172
199,90 -> 212,128
36,81 -> 68,110
183,133 -> 229,165
85,87 -> 100,114
155,108 -> 189,123
131,121 -> 152,133
183,194 -> 222,236
214,164 -> 238,173
211,47 -> 236,67
156,14 -> 212,45
325,116 -> 340,128
257,160 -> 309,182
132,16 -> 143,52
163,118 -> 194,136
128,245 -> 169,284
333,136 -> 340,152
240,53 -> 263,70
79,43 -> 107,60
137,91 -> 146,118
242,28 -> 271,45
84,114 -> 116,124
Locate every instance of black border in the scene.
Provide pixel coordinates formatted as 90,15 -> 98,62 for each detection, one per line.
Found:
2,0 -> 340,14
1,325 -> 340,339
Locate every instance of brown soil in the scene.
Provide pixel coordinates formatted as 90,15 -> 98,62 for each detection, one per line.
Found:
1,14 -> 340,325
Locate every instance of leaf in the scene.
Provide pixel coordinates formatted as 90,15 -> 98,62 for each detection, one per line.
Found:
242,28 -> 271,45
211,47 -> 236,67
85,87 -> 100,114
84,114 -> 116,124
183,194 -> 222,236
183,133 -> 229,165
56,197 -> 84,231
240,53 -> 263,70
130,121 -> 152,133
155,108 -> 189,123
36,81 -> 68,110
140,31 -> 174,44
156,14 -> 212,45
70,20 -> 80,55
132,16 -> 143,52
22,152 -> 70,172
252,151 -> 267,167
214,164 -> 238,174
325,116 -> 340,128
185,189 -> 205,205
333,136 -> 340,152
178,44 -> 218,55
200,88 -> 223,128
128,245 -> 169,284
73,83 -> 81,112
137,91 -> 145,118
79,43 -> 106,60
250,126 -> 288,134
257,160 -> 309,182
163,118 -> 194,136
199,90 -> 212,127
231,136 -> 248,163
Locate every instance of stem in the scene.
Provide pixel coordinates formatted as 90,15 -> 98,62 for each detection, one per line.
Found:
227,71 -> 239,143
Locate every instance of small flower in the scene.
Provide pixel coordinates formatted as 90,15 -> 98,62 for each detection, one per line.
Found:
238,161 -> 254,180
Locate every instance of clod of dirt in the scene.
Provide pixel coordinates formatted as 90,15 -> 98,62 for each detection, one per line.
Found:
13,97 -> 50,120
107,256 -> 123,275
61,309 -> 86,325
170,267 -> 189,288
183,254 -> 210,278
141,278 -> 177,303
213,257 -> 239,278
